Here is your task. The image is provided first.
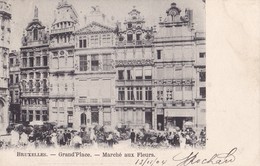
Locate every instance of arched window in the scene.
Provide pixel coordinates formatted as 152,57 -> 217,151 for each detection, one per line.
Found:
33,28 -> 38,40
81,113 -> 86,125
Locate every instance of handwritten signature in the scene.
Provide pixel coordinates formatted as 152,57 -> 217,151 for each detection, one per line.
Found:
172,148 -> 237,166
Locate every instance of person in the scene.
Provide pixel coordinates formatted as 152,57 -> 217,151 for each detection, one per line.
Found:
65,130 -> 72,146
50,132 -> 57,148
57,131 -> 65,146
10,129 -> 19,147
167,132 -> 173,146
19,131 -> 28,146
89,128 -> 96,145
72,132 -> 82,149
173,132 -> 180,148
130,129 -> 135,144
107,132 -> 113,148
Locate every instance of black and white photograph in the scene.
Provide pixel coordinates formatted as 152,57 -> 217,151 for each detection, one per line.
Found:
0,0 -> 205,150
0,0 -> 259,166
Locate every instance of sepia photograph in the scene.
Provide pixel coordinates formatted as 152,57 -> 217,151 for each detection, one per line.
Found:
0,0 -> 259,166
0,0 -> 205,150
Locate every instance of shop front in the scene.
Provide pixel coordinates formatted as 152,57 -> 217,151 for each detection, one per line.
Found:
164,108 -> 195,130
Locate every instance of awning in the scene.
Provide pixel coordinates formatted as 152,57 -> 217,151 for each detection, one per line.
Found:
144,69 -> 152,76
165,108 -> 195,117
135,69 -> 142,77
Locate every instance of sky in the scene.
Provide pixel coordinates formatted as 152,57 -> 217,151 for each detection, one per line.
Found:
9,0 -> 205,50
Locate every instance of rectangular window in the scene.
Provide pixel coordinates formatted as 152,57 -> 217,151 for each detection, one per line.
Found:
102,34 -> 111,46
43,79 -> 47,92
29,110 -> 33,122
83,39 -> 87,48
91,107 -> 99,124
9,74 -> 13,84
22,110 -> 27,122
157,50 -> 162,59
135,69 -> 143,80
145,87 -> 152,100
166,89 -> 173,101
29,57 -> 34,67
144,69 -> 152,79
43,56 -> 48,66
79,55 -> 88,71
67,111 -> 73,127
91,54 -> 99,71
90,35 -> 99,47
15,74 -> 19,83
199,52 -> 206,58
157,90 -> 164,101
118,70 -> 124,80
103,107 -> 111,125
79,39 -> 83,48
127,87 -> 134,100
22,58 -> 27,67
102,54 -> 112,71
136,87 -> 143,100
127,70 -> 132,80
36,57 -> 41,66
199,72 -> 206,82
9,58 -> 13,66
200,87 -> 206,98
42,110 -> 48,121
118,87 -> 125,101
36,111 -> 41,121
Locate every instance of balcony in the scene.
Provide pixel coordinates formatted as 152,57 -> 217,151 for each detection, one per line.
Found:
116,40 -> 152,47
50,27 -> 75,34
153,36 -> 194,43
22,40 -> 49,47
49,92 -> 74,99
77,98 -> 115,105
116,100 -> 153,107
21,104 -> 48,110
21,91 -> 49,97
153,78 -> 195,85
116,79 -> 153,86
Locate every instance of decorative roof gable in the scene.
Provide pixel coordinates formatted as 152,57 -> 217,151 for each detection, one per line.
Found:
75,21 -> 114,35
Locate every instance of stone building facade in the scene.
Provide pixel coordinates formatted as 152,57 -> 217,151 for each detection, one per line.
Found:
114,7 -> 155,129
48,0 -> 78,128
11,2 -> 205,131
19,7 -> 49,124
9,50 -> 20,123
74,7 -> 116,130
153,3 -> 205,131
0,0 -> 11,134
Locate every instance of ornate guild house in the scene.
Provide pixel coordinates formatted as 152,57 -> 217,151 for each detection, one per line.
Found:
5,1 -> 205,132
0,0 -> 11,134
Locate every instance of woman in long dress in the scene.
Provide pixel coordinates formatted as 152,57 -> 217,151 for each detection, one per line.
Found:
10,129 -> 19,147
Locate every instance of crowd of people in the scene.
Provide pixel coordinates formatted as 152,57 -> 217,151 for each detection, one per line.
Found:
130,127 -> 206,149
0,124 -> 206,149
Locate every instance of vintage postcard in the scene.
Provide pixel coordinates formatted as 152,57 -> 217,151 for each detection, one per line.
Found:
0,0 -> 259,166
